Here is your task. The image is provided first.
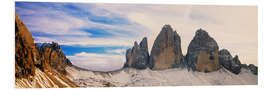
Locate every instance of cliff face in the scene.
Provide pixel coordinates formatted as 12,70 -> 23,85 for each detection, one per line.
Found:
124,25 -> 184,70
124,25 -> 257,75
219,49 -> 242,74
36,42 -> 72,74
149,25 -> 184,70
125,37 -> 150,69
15,13 -> 77,88
185,29 -> 220,72
15,13 -> 37,79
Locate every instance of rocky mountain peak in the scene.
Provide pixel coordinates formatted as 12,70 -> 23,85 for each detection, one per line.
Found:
125,37 -> 150,69
185,28 -> 220,72
248,64 -> 258,75
218,49 -> 242,74
15,13 -> 37,79
140,37 -> 148,51
149,24 -> 184,70
161,24 -> 173,31
36,42 -> 72,74
195,28 -> 210,38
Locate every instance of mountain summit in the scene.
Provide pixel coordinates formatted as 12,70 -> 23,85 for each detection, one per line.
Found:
15,13 -> 78,88
124,24 -> 257,75
125,37 -> 150,69
185,28 -> 220,72
149,25 -> 184,70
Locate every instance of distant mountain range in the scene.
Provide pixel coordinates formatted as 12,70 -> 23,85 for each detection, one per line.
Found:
124,24 -> 257,75
15,13 -> 257,88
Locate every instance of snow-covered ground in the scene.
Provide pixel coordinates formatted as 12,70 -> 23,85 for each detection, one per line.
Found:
65,66 -> 257,87
15,68 -> 78,88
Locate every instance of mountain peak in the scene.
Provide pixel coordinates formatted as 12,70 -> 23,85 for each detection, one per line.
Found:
186,28 -> 220,72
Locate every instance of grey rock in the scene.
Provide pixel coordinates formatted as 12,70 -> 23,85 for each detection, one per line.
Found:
185,29 -> 220,72
124,48 -> 132,68
248,64 -> 258,75
231,55 -> 242,74
241,64 -> 249,69
125,37 -> 150,69
218,49 -> 242,74
149,24 -> 184,70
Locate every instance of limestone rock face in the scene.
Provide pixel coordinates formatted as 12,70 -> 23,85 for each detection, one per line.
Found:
231,55 -> 242,74
36,42 -> 72,74
15,13 -> 78,88
218,49 -> 242,74
248,64 -> 258,75
185,29 -> 220,72
125,37 -> 150,69
149,25 -> 184,70
15,13 -> 37,79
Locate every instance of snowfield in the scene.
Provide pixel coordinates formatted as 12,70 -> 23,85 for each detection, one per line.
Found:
65,66 -> 257,87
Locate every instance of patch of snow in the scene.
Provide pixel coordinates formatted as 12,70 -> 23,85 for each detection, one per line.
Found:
65,66 -> 257,87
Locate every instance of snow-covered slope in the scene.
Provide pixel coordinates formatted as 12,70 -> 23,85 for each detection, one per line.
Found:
15,68 -> 78,88
66,66 -> 257,87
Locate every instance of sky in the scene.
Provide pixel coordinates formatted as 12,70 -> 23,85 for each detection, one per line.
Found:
15,2 -> 257,72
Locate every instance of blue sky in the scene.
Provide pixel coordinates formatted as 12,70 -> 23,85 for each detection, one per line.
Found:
15,2 -> 257,71
15,2 -> 145,71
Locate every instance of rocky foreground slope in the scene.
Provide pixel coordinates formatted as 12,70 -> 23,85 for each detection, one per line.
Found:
15,13 -> 78,88
66,66 -> 257,87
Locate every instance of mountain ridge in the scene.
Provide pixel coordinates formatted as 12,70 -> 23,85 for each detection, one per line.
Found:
15,13 -> 78,88
124,24 -> 258,75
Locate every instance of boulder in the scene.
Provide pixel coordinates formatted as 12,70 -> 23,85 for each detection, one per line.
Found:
231,55 -> 242,74
185,29 -> 220,72
248,64 -> 258,75
218,49 -> 242,74
15,13 -> 37,79
125,37 -> 150,69
149,24 -> 184,70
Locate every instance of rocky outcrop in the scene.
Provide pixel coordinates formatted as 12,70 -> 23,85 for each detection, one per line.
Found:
125,37 -> 150,69
218,49 -> 242,74
185,29 -> 220,72
149,25 -> 184,70
15,13 -> 77,88
248,64 -> 258,75
36,42 -> 72,74
15,13 -> 37,79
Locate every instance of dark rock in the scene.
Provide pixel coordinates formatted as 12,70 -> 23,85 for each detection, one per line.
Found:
241,64 -> 249,69
124,48 -> 132,68
248,64 -> 258,75
149,24 -> 184,70
125,37 -> 150,69
231,55 -> 242,74
218,49 -> 242,74
185,29 -> 220,72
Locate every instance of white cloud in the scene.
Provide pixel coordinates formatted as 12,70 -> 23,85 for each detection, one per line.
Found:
106,49 -> 126,54
18,3 -> 257,66
67,52 -> 126,72
94,4 -> 257,65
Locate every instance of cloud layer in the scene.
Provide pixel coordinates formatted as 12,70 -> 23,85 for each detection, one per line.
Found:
67,52 -> 126,72
16,2 -> 257,71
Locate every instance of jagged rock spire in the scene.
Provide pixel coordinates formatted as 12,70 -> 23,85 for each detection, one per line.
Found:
185,28 -> 220,72
149,24 -> 184,70
125,37 -> 150,69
